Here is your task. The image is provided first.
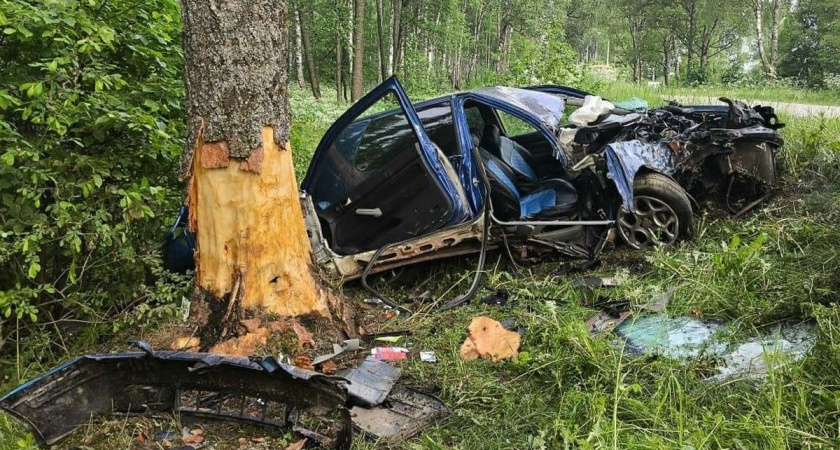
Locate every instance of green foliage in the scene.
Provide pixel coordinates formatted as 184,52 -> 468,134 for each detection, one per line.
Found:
0,0 -> 186,372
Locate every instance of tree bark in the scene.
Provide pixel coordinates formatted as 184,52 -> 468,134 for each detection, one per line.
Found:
351,0 -> 366,102
181,0 -> 333,334
376,0 -> 389,81
768,0 -> 784,77
294,7 -> 306,89
336,2 -> 344,102
390,0 -> 402,74
297,6 -> 321,99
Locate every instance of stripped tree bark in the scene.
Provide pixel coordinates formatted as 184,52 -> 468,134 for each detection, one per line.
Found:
181,0 -> 351,347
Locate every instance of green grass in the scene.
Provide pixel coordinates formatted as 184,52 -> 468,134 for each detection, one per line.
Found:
3,90 -> 840,449
599,81 -> 840,108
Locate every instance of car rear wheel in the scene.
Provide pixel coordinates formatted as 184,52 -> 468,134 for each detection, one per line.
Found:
617,172 -> 693,249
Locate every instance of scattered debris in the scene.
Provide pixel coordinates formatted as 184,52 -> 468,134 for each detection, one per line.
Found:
616,317 -> 816,380
350,386 -> 451,441
374,335 -> 403,343
370,347 -> 409,362
639,288 -> 673,313
339,356 -> 401,406
319,360 -> 338,375
293,355 -> 315,371
617,316 -> 723,358
480,290 -> 509,306
286,439 -> 308,450
419,351 -> 438,363
586,309 -> 632,334
500,318 -> 526,337
710,322 -> 815,381
154,429 -> 178,443
572,277 -> 622,288
0,344 -> 352,448
312,339 -> 360,365
460,316 -> 521,362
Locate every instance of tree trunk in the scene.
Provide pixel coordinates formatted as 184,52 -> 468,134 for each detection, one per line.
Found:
294,7 -> 306,89
181,0 -> 335,337
768,0 -> 784,78
753,0 -> 771,74
336,4 -> 344,102
351,0 -> 366,102
663,35 -> 672,87
390,0 -> 402,74
376,0 -> 388,81
297,7 -> 321,99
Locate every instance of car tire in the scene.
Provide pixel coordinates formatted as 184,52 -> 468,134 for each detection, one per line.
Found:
617,172 -> 694,249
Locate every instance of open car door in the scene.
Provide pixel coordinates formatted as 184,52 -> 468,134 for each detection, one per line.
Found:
302,77 -> 469,255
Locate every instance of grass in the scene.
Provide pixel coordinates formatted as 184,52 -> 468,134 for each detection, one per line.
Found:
2,89 -> 840,449
598,81 -> 840,108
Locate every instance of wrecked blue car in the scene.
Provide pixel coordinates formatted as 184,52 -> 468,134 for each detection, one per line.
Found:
165,77 -> 783,281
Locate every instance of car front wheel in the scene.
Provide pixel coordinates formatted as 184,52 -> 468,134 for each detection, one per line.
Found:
617,172 -> 693,249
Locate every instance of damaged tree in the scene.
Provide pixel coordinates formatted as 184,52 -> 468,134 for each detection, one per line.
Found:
181,0 -> 347,344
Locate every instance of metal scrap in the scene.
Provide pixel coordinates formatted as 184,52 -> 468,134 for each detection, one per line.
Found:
350,386 -> 451,441
339,356 -> 401,406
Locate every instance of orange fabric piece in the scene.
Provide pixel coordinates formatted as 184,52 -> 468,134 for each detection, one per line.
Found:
459,316 -> 520,362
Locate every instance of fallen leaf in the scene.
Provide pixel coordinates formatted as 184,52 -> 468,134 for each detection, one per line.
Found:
183,435 -> 204,444
291,320 -> 316,348
286,438 -> 307,450
293,355 -> 315,371
319,360 -> 338,374
240,317 -> 262,333
251,436 -> 266,443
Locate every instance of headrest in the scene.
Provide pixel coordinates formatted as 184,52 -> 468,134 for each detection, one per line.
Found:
480,124 -> 501,153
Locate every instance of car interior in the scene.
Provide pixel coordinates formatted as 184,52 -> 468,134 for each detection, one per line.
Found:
462,100 -> 579,221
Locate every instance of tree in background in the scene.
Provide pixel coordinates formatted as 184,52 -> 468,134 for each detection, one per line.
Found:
351,0 -> 366,101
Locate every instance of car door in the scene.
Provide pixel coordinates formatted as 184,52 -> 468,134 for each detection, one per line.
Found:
302,76 -> 469,256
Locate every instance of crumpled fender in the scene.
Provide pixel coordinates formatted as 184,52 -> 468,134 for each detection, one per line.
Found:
604,140 -> 675,212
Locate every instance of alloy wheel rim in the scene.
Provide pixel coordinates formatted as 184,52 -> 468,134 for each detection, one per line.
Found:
617,195 -> 680,249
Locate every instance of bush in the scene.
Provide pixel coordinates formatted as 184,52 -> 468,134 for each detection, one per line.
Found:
0,0 -> 187,368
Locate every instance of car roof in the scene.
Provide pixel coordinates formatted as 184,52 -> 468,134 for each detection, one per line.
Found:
367,85 -> 569,133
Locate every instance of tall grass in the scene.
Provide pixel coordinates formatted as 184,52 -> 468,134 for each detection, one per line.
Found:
598,81 -> 840,107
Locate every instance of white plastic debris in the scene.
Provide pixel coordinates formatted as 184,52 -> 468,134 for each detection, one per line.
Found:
419,351 -> 438,363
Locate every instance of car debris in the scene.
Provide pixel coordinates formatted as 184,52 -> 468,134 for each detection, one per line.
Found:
419,351 -> 438,363
0,343 -> 352,448
572,277 -> 623,288
339,356 -> 401,406
615,317 -> 816,380
370,347 -> 409,362
480,289 -> 510,306
460,316 -> 521,362
312,338 -> 360,365
349,386 -> 451,441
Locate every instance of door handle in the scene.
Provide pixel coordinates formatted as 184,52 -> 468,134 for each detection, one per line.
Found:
355,208 -> 383,218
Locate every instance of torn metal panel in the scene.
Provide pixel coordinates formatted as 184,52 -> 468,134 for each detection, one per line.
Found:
350,386 -> 451,441
604,140 -> 674,212
339,356 -> 401,406
0,348 -> 351,449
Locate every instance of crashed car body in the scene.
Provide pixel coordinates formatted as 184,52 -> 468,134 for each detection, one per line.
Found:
164,77 -> 783,280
